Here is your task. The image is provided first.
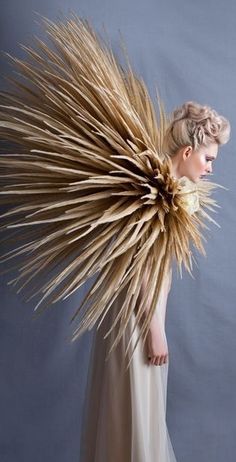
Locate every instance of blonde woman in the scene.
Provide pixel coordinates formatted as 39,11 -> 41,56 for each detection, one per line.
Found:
80,101 -> 230,462
0,16 -> 230,462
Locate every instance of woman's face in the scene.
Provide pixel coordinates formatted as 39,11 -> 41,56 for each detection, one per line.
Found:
178,142 -> 218,183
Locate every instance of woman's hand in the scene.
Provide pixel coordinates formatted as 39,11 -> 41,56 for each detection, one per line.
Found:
146,314 -> 168,366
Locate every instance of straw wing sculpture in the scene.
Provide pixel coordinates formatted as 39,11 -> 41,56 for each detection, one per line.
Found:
0,15 -> 221,359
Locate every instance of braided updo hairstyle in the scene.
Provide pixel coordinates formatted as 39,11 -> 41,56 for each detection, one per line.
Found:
162,101 -> 230,157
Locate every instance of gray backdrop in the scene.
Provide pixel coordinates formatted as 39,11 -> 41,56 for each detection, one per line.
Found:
0,1 -> 235,461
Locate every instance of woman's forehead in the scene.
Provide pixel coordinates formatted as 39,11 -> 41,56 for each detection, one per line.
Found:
199,142 -> 218,158
207,143 -> 218,158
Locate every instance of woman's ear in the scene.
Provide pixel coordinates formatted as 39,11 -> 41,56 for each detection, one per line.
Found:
182,145 -> 193,161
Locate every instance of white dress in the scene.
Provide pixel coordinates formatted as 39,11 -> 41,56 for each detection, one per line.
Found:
79,269 -> 177,462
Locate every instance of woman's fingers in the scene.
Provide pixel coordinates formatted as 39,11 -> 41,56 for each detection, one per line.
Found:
161,354 -> 168,365
148,354 -> 168,366
153,356 -> 160,366
160,354 -> 167,365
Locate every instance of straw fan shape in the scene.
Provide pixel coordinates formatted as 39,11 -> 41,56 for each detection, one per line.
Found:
0,15 -> 221,359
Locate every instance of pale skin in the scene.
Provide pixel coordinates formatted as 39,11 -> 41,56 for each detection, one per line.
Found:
138,265 -> 172,366
144,141 -> 219,366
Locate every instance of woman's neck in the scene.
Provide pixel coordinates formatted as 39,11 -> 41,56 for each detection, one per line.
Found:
169,156 -> 182,179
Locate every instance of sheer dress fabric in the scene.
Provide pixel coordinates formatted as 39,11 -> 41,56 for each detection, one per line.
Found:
79,269 -> 177,462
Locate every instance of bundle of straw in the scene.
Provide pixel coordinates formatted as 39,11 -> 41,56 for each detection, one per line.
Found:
0,14 -> 221,358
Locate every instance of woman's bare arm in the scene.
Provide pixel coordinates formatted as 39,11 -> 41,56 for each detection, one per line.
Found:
136,264 -> 172,323
135,264 -> 173,366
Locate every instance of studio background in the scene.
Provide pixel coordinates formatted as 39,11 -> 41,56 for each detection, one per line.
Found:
0,1 -> 235,461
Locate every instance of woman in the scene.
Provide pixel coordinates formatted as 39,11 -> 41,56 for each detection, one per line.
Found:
79,101 -> 230,462
0,16 -> 230,462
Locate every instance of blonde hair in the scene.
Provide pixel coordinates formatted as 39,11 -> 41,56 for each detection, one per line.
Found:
162,101 -> 230,156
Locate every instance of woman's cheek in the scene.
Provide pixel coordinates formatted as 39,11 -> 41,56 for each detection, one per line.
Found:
200,157 -> 206,172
